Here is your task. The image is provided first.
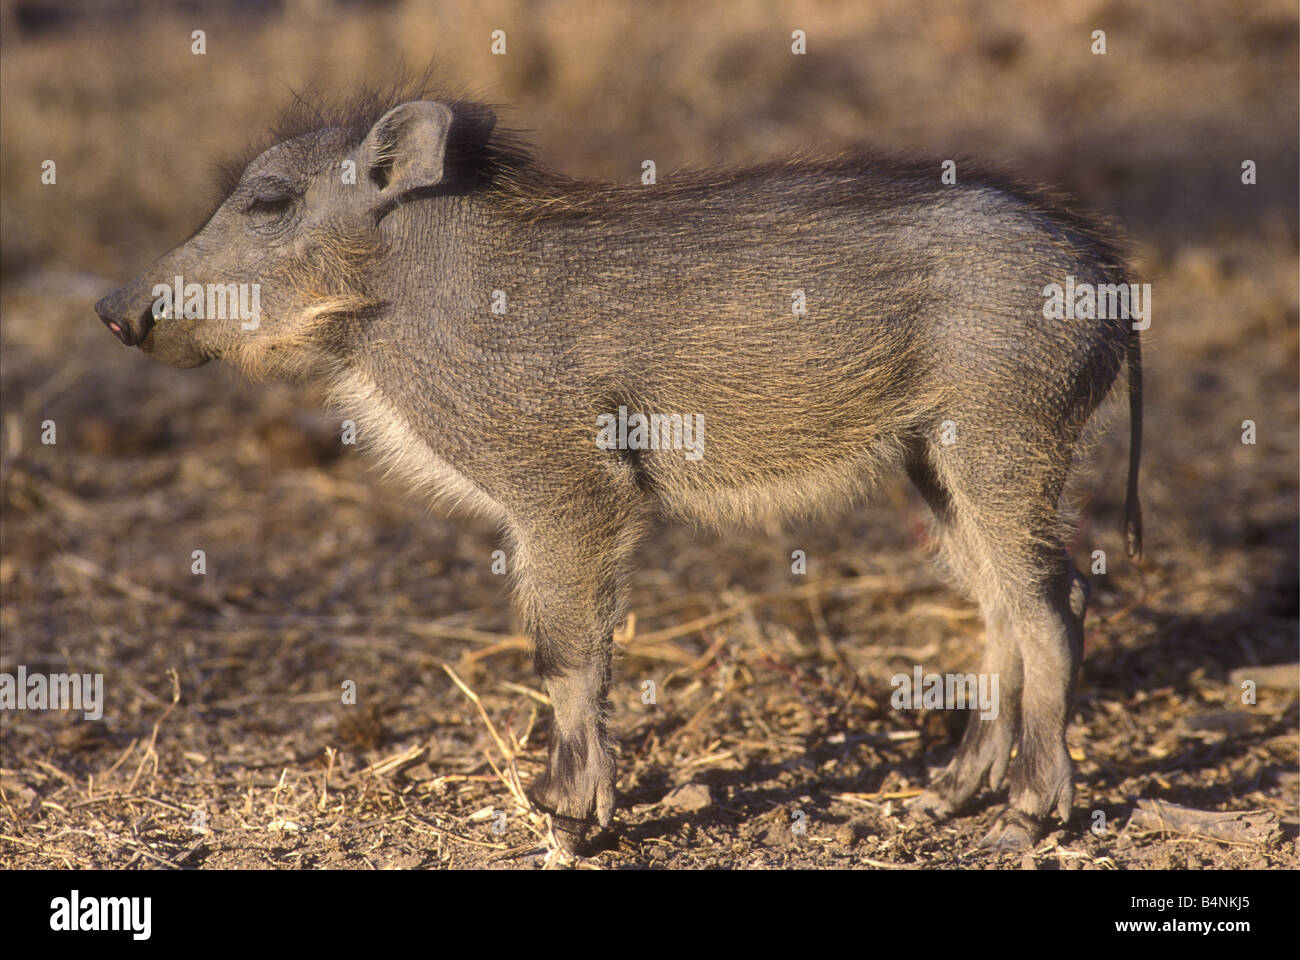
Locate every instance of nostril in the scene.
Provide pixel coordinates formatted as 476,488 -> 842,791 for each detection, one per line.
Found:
96,304 -> 133,345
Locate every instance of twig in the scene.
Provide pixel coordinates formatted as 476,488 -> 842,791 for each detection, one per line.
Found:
127,670 -> 181,794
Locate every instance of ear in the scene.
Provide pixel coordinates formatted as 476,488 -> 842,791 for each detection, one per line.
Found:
363,101 -> 456,195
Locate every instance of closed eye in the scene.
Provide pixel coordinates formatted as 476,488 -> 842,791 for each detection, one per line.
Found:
242,176 -> 299,216
245,192 -> 294,215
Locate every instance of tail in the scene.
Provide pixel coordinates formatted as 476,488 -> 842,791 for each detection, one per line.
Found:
1124,326 -> 1143,558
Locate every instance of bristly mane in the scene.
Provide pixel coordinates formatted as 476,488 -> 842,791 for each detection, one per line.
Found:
208,71 -> 551,212
205,72 -> 1125,271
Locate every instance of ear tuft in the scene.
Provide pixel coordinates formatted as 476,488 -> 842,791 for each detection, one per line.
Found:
451,101 -> 497,148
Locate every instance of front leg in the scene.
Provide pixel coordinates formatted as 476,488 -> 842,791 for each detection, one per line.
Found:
507,507 -> 643,854
531,654 -> 617,851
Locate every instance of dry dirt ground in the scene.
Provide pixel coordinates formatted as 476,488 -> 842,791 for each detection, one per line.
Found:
1,0 -> 1297,870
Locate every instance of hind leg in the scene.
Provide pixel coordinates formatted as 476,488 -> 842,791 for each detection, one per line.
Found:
981,559 -> 1088,850
908,604 -> 1022,821
905,454 -> 1024,820
903,428 -> 1086,848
